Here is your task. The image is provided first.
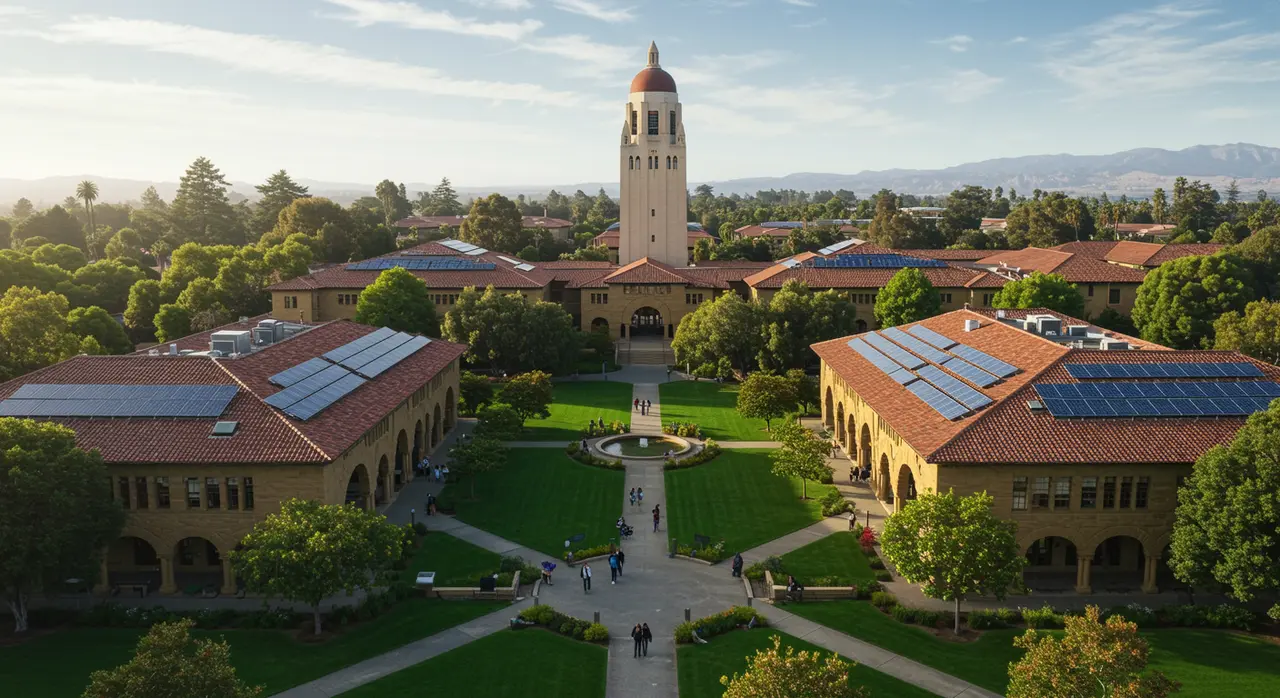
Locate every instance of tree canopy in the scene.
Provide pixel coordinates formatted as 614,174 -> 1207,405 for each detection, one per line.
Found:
83,619 -> 262,698
441,285 -> 579,374
447,436 -> 508,499
721,634 -> 866,698
68,306 -> 133,355
1004,191 -> 1095,248
460,193 -> 523,252
169,157 -> 243,246
251,170 -> 309,236
991,271 -> 1085,317
769,418 -> 832,498
874,268 -> 942,327
737,372 -> 798,432
497,370 -> 554,423
0,287 -> 81,381
672,292 -> 765,378
1132,253 -> 1254,349
12,205 -> 85,251
760,281 -> 858,371
1213,299 -> 1280,365
354,267 -> 439,337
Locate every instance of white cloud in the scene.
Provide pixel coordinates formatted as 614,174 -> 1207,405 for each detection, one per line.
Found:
1045,3 -> 1280,100
522,34 -> 635,73
7,15 -> 577,106
552,0 -> 634,23
319,0 -> 540,41
931,69 -> 1003,103
463,0 -> 533,9
931,34 -> 973,52
1008,36 -> 1028,44
1198,106 -> 1261,120
669,51 -> 788,86
781,0 -> 816,7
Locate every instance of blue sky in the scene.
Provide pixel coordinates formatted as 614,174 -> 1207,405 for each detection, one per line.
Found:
1,0 -> 1277,187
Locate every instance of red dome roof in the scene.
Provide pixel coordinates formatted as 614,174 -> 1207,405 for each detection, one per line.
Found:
630,66 -> 677,93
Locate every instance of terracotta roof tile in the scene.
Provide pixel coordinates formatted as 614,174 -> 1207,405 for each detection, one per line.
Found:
978,248 -> 1147,283
746,264 -> 984,290
1104,241 -> 1226,267
601,258 -> 726,288
963,271 -> 1010,288
901,249 -> 993,261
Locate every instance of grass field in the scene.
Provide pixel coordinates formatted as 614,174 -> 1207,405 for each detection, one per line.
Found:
778,532 -> 876,586
521,381 -> 634,441
344,628 -> 607,698
658,381 -> 769,441
665,449 -> 834,553
440,448 -> 624,556
0,599 -> 506,697
788,601 -> 1280,696
401,531 -> 503,586
676,627 -> 937,698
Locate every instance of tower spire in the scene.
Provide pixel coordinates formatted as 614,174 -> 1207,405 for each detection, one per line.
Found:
647,41 -> 660,67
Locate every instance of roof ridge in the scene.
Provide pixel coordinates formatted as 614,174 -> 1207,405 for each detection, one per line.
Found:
211,356 -> 332,461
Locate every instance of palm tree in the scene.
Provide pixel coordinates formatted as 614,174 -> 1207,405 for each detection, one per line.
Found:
75,180 -> 99,245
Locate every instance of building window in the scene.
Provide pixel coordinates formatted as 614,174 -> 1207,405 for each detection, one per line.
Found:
1103,476 -> 1116,508
647,110 -> 659,135
227,477 -> 240,510
186,477 -> 200,508
337,293 -> 357,305
1011,476 -> 1027,511
982,293 -> 993,307
135,476 -> 148,509
631,109 -> 637,135
940,293 -> 953,304
155,476 -> 170,509
590,293 -> 608,304
651,235 -> 656,242
1080,477 -> 1097,508
1087,284 -> 1095,297
1031,476 -> 1049,509
628,156 -> 634,170
666,156 -> 671,169
686,293 -> 703,305
117,477 -> 130,509
1053,477 -> 1071,509
673,156 -> 678,169
1119,476 -> 1133,509
206,477 -> 221,509
1136,476 -> 1149,509
244,477 -> 255,510
1109,288 -> 1121,304
669,110 -> 676,135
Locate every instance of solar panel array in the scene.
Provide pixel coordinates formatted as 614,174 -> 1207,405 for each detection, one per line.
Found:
941,356 -> 1000,388
950,344 -> 1019,378
1036,381 -> 1280,419
918,366 -> 993,410
439,239 -> 487,254
269,357 -> 332,388
809,254 -> 947,269
1066,363 -> 1263,379
907,324 -> 958,349
864,332 -> 926,369
848,331 -> 1006,420
905,380 -> 968,420
881,327 -> 951,364
0,384 -> 238,418
323,327 -> 397,363
1037,381 -> 1280,400
761,221 -> 804,229
816,239 -> 859,255
846,338 -> 907,376
345,258 -> 497,271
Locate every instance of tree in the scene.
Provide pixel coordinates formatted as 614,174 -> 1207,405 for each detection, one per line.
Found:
441,286 -> 580,374
1004,192 -> 1095,248
497,370 -> 554,423
177,277 -> 230,332
11,197 -> 34,219
459,371 -> 495,415
251,169 -> 309,235
270,198 -> 354,261
1213,299 -> 1280,364
1232,225 -> 1280,295
1132,253 -> 1254,349
153,303 -> 192,343
12,205 -> 85,250
374,179 -> 412,229
1211,221 -> 1248,245
940,185 -> 991,245
786,368 -> 820,415
770,418 -> 832,498
68,259 -> 147,314
760,281 -> 857,371
460,193 -> 523,252
0,419 -> 125,632
354,267 -> 439,336
672,292 -> 766,376
738,372 -> 799,432
0,287 -> 80,380
169,157 -> 242,245
721,634 -> 866,698
1094,306 -> 1137,336
1008,606 -> 1179,698
214,252 -> 272,319
232,499 -> 404,635
425,177 -> 463,216
124,279 -> 162,331
447,436 -> 508,499
1171,178 -> 1219,233
31,243 -> 87,272
473,403 -> 523,440
83,618 -> 261,698
880,490 -> 1024,634
262,235 -> 314,282
867,190 -> 935,248
559,245 -> 612,262
75,180 -> 99,242
1169,400 -> 1280,620
103,227 -> 144,261
139,185 -> 167,212
991,271 -> 1085,317
68,306 -> 133,354
875,268 -> 942,327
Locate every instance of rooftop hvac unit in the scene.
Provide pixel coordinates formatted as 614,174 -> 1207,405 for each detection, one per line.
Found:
253,327 -> 276,346
1099,338 -> 1129,351
996,310 -> 1007,319
964,319 -> 981,332
1030,315 -> 1063,335
280,323 -> 303,338
1067,325 -> 1088,336
210,330 -> 252,356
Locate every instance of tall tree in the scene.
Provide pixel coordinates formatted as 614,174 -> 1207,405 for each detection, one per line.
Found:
1132,253 -> 1254,349
447,436 -> 507,499
103,227 -> 144,261
1213,299 -> 1280,364
1171,178 -> 1220,233
721,635 -> 866,698
0,219 -> 9,251
769,418 -> 831,498
374,179 -> 405,229
75,180 -> 99,245
880,490 -> 1025,634
441,285 -> 579,374
68,306 -> 133,354
1008,606 -> 1179,698
939,185 -> 991,245
31,243 -> 87,272
153,303 -> 192,343
11,198 -> 34,219
867,189 -> 935,248
1169,400 -> 1280,620
139,185 -> 168,212
354,267 -> 439,336
739,372 -> 799,432
0,287 -> 80,380
1004,191 -> 1095,248
251,170 -> 309,235
170,157 -> 243,245
991,271 -> 1085,317
460,193 -> 523,252
71,260 -> 147,314
0,419 -> 125,632
875,268 -> 942,327
428,177 -> 463,216
124,279 -> 162,332
232,499 -> 405,635
672,292 -> 766,377
83,619 -> 262,698
760,281 -> 857,371
12,205 -> 86,250
497,370 -> 554,423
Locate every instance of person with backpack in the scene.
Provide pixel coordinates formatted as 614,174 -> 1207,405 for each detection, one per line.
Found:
616,548 -> 625,576
652,504 -> 660,532
641,623 -> 653,656
631,624 -> 643,657
581,564 -> 592,593
608,552 -> 619,584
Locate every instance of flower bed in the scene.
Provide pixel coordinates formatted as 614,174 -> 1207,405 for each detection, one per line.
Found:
563,442 -> 625,470
562,543 -> 613,562
662,440 -> 722,471
662,421 -> 703,438
674,606 -> 767,643
517,604 -> 609,643
582,420 -> 629,437
674,538 -> 730,562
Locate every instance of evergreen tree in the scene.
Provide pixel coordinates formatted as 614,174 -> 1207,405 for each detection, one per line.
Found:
169,157 -> 243,245
251,170 -> 309,235
428,177 -> 463,216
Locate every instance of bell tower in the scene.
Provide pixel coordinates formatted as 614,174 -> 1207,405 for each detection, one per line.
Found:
619,42 -> 688,267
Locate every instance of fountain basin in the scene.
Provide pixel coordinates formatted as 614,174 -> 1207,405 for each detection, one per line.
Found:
596,434 -> 692,460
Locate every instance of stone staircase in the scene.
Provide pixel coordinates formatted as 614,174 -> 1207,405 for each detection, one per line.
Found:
623,338 -> 672,366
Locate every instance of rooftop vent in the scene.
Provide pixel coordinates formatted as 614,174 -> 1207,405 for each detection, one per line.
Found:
964,319 -> 981,332
211,421 -> 239,437
996,309 -> 1007,319
169,343 -> 178,356
1067,325 -> 1088,337
1099,338 -> 1129,351
1027,400 -> 1045,412
211,330 -> 252,356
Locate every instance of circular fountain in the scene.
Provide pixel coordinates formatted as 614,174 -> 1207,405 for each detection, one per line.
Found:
595,434 -> 692,460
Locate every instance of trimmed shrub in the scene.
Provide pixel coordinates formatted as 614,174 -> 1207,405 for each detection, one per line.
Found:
874,570 -> 893,582
820,489 -> 852,516
868,557 -> 885,570
674,606 -> 766,643
1206,603 -> 1256,630
563,543 -> 613,562
966,609 -> 1007,630
1020,604 -> 1065,629
663,439 -> 722,470
744,555 -> 784,581
584,623 -> 610,642
662,421 -> 702,438
564,442 -> 625,470
1106,603 -> 1157,628
870,591 -> 897,609
517,604 -> 606,642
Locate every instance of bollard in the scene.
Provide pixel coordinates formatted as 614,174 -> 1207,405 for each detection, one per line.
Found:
746,597 -> 753,607
594,611 -> 600,624
684,608 -> 691,622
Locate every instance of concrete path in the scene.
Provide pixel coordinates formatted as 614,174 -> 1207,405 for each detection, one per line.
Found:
273,603 -> 524,698
738,516 -> 851,564
762,605 -> 1002,698
631,380 -> 662,433
716,440 -> 781,449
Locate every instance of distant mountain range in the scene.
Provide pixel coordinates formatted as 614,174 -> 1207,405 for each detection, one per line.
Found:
5,143 -> 1279,208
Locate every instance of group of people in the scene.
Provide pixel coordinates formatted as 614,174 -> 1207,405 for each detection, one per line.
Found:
628,487 -> 645,506
578,548 -> 627,590
630,623 -> 654,657
849,465 -> 871,484
416,458 -> 450,483
633,398 -> 653,415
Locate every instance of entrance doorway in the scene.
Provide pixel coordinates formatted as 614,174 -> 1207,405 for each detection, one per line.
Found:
630,307 -> 664,336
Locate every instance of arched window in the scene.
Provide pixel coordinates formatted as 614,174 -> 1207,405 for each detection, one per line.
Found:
673,156 -> 679,170
666,156 -> 671,169
628,156 -> 633,170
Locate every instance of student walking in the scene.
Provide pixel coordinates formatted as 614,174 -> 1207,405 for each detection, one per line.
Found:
634,398 -> 639,412
616,548 -> 625,576
652,505 -> 661,532
631,624 -> 643,658
641,623 -> 652,656
581,564 -> 592,593
608,553 -> 619,584
630,488 -> 637,506
637,487 -> 643,504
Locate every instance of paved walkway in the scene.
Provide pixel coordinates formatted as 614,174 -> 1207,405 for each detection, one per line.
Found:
738,517 -> 850,564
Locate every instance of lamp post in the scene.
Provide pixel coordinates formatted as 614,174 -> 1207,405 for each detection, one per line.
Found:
410,508 -> 416,526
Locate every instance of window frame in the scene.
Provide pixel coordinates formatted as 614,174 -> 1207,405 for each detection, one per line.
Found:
244,477 -> 255,510
1031,476 -> 1050,509
1109,288 -> 1121,304
1053,477 -> 1071,509
1119,475 -> 1133,509
205,477 -> 221,509
1135,476 -> 1149,509
1080,476 -> 1097,509
1103,475 -> 1116,508
1011,476 -> 1028,511
155,476 -> 170,509
227,477 -> 240,511
647,110 -> 659,135
186,477 -> 201,508
135,476 -> 149,510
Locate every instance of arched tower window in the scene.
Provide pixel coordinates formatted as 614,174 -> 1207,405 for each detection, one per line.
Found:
673,156 -> 679,170
666,156 -> 671,169
628,156 -> 633,170
669,110 -> 676,135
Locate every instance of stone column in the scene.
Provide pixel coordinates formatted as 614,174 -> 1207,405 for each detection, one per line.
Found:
94,558 -> 110,595
1141,555 -> 1159,594
159,556 -> 177,594
1074,557 -> 1092,594
221,558 -> 237,596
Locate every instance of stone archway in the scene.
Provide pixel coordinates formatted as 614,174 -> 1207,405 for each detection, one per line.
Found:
412,419 -> 423,476
823,387 -> 834,429
105,536 -> 162,593
394,430 -> 409,492
878,454 -> 892,503
844,414 -> 854,453
855,318 -> 868,333
173,536 -> 228,594
1091,535 -> 1147,593
859,424 -> 872,470
591,317 -> 609,331
894,463 -> 916,512
432,404 -> 443,447
376,455 -> 390,507
630,306 -> 664,336
835,403 -> 846,449
1023,535 -> 1082,593
445,387 -> 456,433
346,463 -> 372,509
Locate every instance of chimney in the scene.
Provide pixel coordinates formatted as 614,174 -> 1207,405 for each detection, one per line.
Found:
168,343 -> 178,356
964,319 -> 981,332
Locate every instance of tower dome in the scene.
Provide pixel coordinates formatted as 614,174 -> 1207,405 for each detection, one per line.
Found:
630,41 -> 677,93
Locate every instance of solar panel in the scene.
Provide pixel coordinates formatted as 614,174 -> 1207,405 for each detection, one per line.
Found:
465,248 -> 488,256
345,258 -> 497,271
1065,363 -> 1264,379
907,324 -> 958,349
0,384 -> 237,418
285,373 -> 367,421
809,254 -> 947,269
497,255 -> 521,265
905,380 -> 969,420
1040,396 -> 1275,419
780,258 -> 801,268
1038,381 -> 1280,401
887,368 -> 918,385
918,366 -> 993,411
323,327 -> 398,363
940,356 -> 1000,388
761,221 -> 804,229
339,332 -> 415,372
354,336 -> 431,379
950,344 -> 1018,378
264,364 -> 351,410
864,332 -> 926,369
514,263 -> 535,271
816,239 -> 859,255
268,357 -> 331,387
881,327 -> 953,364
847,338 -> 906,376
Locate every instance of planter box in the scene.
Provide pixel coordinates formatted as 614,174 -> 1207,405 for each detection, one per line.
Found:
763,570 -> 857,603
672,554 -> 716,566
430,571 -> 520,601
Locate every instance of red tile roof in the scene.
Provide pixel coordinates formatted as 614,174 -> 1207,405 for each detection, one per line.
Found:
903,249 -> 993,261
134,314 -> 316,354
0,321 -> 466,465
602,257 -> 726,288
745,262 -> 984,290
963,271 -> 1010,288
1104,241 -> 1226,267
977,247 -> 1148,283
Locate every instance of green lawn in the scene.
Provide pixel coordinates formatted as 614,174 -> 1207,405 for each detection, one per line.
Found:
0,599 -> 506,697
344,628 -> 607,698
677,627 -> 937,698
521,381 -> 634,441
778,532 -> 876,586
665,449 -> 835,554
659,381 -> 769,441
788,601 -> 1280,697
440,448 -> 624,556
401,531 -> 503,586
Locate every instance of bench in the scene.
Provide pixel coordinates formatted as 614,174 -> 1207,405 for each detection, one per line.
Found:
114,583 -> 149,598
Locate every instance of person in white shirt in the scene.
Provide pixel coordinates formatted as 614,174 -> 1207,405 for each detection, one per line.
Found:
581,564 -> 592,592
